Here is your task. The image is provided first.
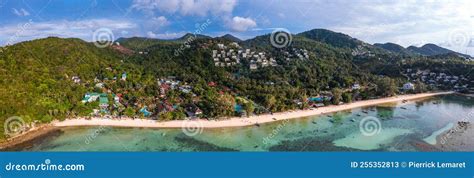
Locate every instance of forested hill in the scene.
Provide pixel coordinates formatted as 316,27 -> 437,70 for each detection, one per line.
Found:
297,29 -> 362,49
1,29 -> 473,140
0,37 -> 139,137
407,44 -> 471,58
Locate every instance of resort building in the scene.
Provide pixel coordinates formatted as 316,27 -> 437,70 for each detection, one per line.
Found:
403,82 -> 415,90
121,72 -> 127,81
184,104 -> 203,118
352,83 -> 361,90
82,93 -> 100,103
72,76 -> 81,83
139,107 -> 152,117
99,94 -> 109,113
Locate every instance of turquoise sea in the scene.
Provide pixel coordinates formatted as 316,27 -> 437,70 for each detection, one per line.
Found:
11,94 -> 474,151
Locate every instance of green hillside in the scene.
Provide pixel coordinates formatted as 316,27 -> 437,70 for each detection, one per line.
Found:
0,37 -> 138,139
1,29 -> 472,140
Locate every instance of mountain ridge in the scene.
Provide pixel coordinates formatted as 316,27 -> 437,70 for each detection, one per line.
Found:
406,43 -> 471,58
115,29 -> 471,58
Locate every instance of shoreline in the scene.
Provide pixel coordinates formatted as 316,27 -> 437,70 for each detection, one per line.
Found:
0,124 -> 60,150
54,91 -> 453,129
0,91 -> 453,150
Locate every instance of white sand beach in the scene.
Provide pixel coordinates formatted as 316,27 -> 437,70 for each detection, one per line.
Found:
54,92 -> 453,129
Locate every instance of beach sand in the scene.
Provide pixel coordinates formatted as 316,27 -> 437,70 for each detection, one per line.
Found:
0,91 -> 453,150
54,91 -> 453,129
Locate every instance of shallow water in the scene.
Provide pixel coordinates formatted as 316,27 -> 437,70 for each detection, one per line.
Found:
12,94 -> 474,151
423,122 -> 454,145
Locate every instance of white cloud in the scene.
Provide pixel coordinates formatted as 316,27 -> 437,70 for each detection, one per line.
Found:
144,16 -> 170,36
12,8 -> 30,17
146,31 -> 158,38
277,13 -> 285,19
326,1 -> 474,55
226,16 -> 257,32
132,0 -> 237,16
253,0 -> 473,55
0,19 -> 137,45
147,31 -> 184,39
131,0 -> 255,32
149,16 -> 170,28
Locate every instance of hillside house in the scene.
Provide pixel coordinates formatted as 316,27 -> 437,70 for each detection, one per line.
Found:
113,94 -> 121,104
121,72 -> 127,81
95,83 -> 104,88
185,104 -> 203,118
403,82 -> 415,90
82,92 -> 100,103
139,107 -> 152,117
249,63 -> 258,70
99,94 -> 109,113
72,76 -> 81,83
352,83 -> 361,90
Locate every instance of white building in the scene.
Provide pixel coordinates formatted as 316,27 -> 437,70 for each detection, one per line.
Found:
403,82 -> 415,90
72,76 -> 81,83
217,44 -> 225,49
95,83 -> 104,88
352,83 -> 361,90
249,63 -> 258,70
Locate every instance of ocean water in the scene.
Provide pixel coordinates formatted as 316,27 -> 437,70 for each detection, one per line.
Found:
12,94 -> 474,151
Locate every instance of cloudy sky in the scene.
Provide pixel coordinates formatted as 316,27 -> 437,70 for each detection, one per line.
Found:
0,0 -> 473,55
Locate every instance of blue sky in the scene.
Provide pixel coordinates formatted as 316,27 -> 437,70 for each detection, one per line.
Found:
0,0 -> 473,55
